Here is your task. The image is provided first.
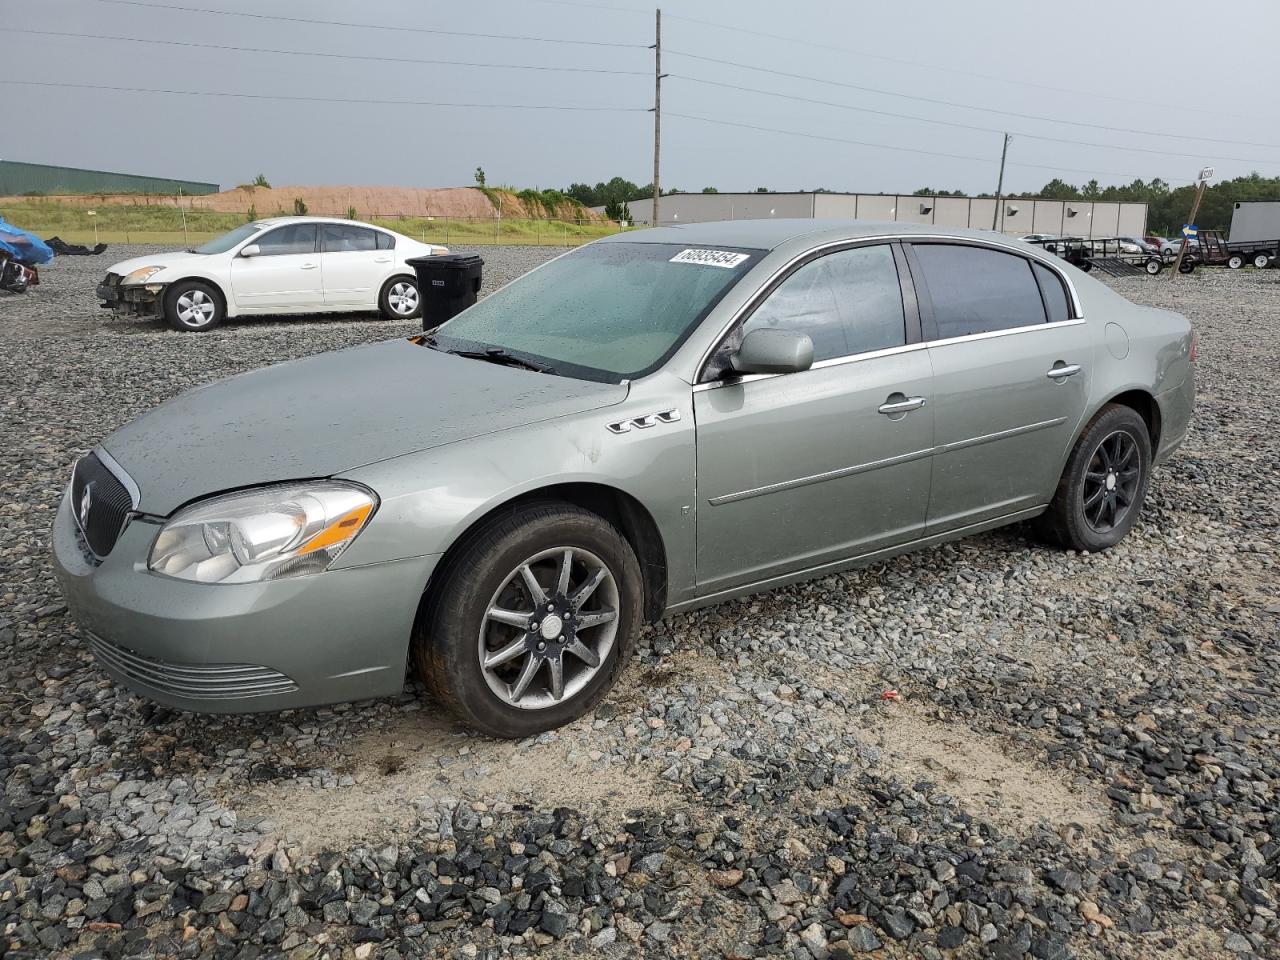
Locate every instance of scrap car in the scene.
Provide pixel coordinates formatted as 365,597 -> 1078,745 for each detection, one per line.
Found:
56,220 -> 1196,738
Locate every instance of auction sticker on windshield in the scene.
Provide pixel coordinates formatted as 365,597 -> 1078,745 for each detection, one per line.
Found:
669,248 -> 750,268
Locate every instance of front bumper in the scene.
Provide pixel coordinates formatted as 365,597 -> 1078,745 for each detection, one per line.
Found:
97,277 -> 165,318
53,493 -> 439,713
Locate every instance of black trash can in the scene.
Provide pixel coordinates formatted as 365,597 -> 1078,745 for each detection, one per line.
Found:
407,253 -> 484,331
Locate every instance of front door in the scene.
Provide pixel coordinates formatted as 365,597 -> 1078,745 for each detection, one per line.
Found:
230,223 -> 323,311
907,242 -> 1091,534
694,243 -> 935,595
320,223 -> 383,306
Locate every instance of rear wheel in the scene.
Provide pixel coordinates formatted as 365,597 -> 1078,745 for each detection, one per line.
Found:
379,276 -> 420,320
1178,259 -> 1195,274
1253,252 -> 1271,269
414,503 -> 643,738
1040,404 -> 1151,553
163,280 -> 224,331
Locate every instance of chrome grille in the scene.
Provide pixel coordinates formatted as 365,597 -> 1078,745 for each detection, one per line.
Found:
88,633 -> 299,700
70,452 -> 134,557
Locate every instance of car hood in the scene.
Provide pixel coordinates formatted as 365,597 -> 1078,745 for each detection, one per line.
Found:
107,250 -> 212,276
102,339 -> 628,515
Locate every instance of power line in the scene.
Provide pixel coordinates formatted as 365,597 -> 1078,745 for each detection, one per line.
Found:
662,11 -> 1264,125
671,74 -> 1280,168
86,0 -> 649,48
664,48 -> 1280,152
4,28 -> 650,76
666,112 -> 1189,184
0,79 -> 648,112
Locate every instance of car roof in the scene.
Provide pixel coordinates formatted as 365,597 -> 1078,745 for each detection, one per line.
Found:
599,218 -> 1032,252
256,215 -> 393,230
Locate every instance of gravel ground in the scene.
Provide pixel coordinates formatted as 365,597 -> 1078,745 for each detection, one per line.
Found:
1,248 -> 1277,960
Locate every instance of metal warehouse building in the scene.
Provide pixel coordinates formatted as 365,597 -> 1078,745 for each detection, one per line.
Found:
610,191 -> 1147,239
0,161 -> 218,196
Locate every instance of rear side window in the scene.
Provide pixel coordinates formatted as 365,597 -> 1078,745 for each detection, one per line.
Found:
1033,262 -> 1071,323
375,231 -> 396,251
913,244 -> 1046,339
322,224 -> 377,252
742,244 -> 906,362
255,224 -> 317,256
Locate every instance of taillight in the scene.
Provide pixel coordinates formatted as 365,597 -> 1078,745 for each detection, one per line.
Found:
1189,329 -> 1198,363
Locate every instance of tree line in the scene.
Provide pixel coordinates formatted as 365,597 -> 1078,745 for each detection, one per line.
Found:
563,173 -> 1280,232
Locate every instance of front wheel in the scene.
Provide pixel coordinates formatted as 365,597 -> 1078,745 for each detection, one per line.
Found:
1227,254 -> 1244,270
164,280 -> 224,331
414,503 -> 643,738
1144,258 -> 1163,275
379,276 -> 421,320
1039,404 -> 1151,553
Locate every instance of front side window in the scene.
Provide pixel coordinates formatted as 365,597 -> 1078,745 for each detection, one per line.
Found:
913,244 -> 1046,339
255,224 -> 318,256
432,241 -> 762,382
322,224 -> 377,252
740,244 -> 906,363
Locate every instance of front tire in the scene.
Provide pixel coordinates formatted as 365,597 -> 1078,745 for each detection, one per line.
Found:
414,503 -> 643,738
164,280 -> 224,331
379,276 -> 421,320
1227,254 -> 1244,270
1144,258 -> 1162,275
1040,404 -> 1151,552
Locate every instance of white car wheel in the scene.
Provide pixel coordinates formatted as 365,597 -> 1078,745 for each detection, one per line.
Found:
380,277 -> 421,320
164,281 -> 224,332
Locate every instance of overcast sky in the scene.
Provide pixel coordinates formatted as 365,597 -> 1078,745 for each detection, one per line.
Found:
9,0 -> 1280,196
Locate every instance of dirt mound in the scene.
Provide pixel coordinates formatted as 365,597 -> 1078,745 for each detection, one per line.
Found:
0,186 -> 597,221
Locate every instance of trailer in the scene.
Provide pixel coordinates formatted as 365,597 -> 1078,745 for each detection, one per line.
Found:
1182,229 -> 1276,270
1229,201 -> 1280,244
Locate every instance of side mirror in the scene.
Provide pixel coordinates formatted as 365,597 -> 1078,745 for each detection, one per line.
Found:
240,244 -> 261,258
730,328 -> 814,376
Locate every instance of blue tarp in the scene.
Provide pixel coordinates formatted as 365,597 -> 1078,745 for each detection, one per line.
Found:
0,217 -> 54,265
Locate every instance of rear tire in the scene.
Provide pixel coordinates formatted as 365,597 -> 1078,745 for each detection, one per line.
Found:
379,276 -> 421,320
413,502 -> 643,738
1178,259 -> 1195,274
164,280 -> 224,332
1039,404 -> 1151,553
1253,253 -> 1271,269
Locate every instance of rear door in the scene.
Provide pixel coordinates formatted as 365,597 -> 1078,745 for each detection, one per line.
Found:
906,241 -> 1090,534
320,224 -> 383,306
229,223 -> 322,310
693,243 -> 935,594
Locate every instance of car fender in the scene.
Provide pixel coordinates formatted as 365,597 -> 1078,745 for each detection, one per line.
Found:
333,372 -> 699,605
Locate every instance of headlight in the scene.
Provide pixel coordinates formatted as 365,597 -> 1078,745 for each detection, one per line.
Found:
148,481 -> 378,584
123,266 -> 166,285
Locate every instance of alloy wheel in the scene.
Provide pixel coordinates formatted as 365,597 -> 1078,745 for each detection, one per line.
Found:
387,281 -> 419,316
1081,430 -> 1141,534
478,546 -> 619,710
175,289 -> 216,327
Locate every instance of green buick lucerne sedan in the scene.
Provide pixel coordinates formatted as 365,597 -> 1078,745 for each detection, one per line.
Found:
54,220 -> 1196,738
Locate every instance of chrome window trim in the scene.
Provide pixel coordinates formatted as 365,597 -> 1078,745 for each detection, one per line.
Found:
693,232 -> 1084,382
693,341 -> 928,393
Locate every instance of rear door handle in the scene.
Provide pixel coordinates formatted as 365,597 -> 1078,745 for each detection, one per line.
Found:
878,396 -> 927,415
1046,362 -> 1081,380
300,262 -> 318,270
374,256 -> 392,263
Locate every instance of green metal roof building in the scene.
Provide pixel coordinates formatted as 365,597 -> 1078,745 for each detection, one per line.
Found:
0,161 -> 218,196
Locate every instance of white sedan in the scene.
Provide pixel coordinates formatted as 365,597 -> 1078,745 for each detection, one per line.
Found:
96,217 -> 447,331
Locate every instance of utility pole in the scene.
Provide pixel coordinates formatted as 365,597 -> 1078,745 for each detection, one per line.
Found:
651,8 -> 662,228
991,133 -> 1010,231
1171,166 -> 1214,279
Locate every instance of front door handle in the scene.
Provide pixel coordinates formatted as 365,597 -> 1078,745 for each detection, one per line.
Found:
1046,362 -> 1082,380
878,395 -> 927,416
300,262 -> 318,270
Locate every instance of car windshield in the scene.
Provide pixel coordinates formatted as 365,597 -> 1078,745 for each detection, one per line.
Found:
431,241 -> 762,382
192,223 -> 266,255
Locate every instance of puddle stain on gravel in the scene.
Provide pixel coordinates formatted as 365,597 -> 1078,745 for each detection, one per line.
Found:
232,710 -> 662,854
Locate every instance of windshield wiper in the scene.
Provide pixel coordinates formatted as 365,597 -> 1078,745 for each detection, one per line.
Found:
449,348 -> 554,374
